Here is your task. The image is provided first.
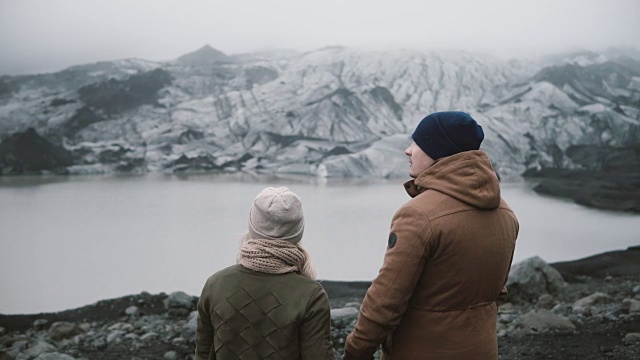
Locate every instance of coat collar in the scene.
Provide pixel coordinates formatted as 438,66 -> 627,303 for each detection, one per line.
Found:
403,179 -> 423,198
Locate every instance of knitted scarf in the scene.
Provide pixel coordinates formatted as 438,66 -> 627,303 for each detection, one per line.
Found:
237,238 -> 315,279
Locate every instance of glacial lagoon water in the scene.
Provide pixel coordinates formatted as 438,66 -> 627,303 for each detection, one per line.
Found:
1,173 -> 639,314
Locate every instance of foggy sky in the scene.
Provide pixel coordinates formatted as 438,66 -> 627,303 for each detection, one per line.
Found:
1,0 -> 639,75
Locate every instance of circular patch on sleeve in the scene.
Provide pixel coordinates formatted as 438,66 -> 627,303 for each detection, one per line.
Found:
388,232 -> 397,248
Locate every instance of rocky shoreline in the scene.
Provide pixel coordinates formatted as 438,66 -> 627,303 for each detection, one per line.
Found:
1,248 -> 639,360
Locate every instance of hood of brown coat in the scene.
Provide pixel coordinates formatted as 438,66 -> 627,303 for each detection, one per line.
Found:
404,150 -> 501,209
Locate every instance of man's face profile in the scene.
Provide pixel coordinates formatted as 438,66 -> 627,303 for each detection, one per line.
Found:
404,142 -> 435,178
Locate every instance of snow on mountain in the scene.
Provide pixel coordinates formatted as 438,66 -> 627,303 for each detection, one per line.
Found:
479,56 -> 640,174
0,45 -> 638,178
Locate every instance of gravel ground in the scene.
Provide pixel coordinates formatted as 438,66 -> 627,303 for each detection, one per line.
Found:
1,249 -> 639,360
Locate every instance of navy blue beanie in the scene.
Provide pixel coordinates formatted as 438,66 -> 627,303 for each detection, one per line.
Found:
411,111 -> 484,160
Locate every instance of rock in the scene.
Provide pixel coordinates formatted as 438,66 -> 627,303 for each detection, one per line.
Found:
551,303 -> 572,316
7,340 -> 28,358
621,298 -> 640,314
571,292 -> 613,316
633,285 -> 640,294
107,323 -> 134,332
515,309 -> 576,333
498,312 -> 518,323
163,351 -> 177,360
33,319 -> 49,331
166,291 -> 195,317
0,326 -> 5,335
48,322 -> 85,341
124,333 -> 140,341
572,292 -> 613,312
330,307 -> 360,328
23,341 -> 57,358
506,256 -> 567,303
535,294 -> 557,310
125,306 -> 139,316
331,307 -> 360,319
167,291 -> 195,309
92,338 -> 107,351
187,309 -> 199,322
140,332 -> 158,341
498,303 -> 515,312
106,330 -> 125,344
623,333 -> 640,345
172,337 -> 186,346
34,353 -> 76,360
0,128 -> 73,175
181,311 -> 198,343
496,322 -> 508,337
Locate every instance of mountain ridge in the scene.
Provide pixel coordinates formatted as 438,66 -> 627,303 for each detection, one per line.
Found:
0,45 -> 638,182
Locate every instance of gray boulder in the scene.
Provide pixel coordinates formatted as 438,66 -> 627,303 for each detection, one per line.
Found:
92,338 -> 107,351
573,292 -> 613,308
140,332 -> 158,341
33,319 -> 49,331
572,292 -> 613,315
172,337 -> 187,346
48,322 -> 85,341
514,309 -> 575,333
125,306 -> 139,316
330,307 -> 360,328
506,256 -> 567,303
621,298 -> 640,314
124,333 -> 140,341
166,291 -> 196,317
535,294 -> 557,310
163,351 -> 178,360
181,311 -> 198,343
106,330 -> 125,344
107,322 -> 134,333
623,333 -> 640,345
23,341 -> 57,358
167,291 -> 195,309
34,353 -> 75,360
6,340 -> 27,359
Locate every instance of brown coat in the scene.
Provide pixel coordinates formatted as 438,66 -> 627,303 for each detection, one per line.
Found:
345,150 -> 519,360
196,264 -> 334,360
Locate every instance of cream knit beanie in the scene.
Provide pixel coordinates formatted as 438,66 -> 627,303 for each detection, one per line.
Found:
248,187 -> 304,244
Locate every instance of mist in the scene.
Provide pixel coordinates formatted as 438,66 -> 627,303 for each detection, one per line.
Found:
1,0 -> 639,75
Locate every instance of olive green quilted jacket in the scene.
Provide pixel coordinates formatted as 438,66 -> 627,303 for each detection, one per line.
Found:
196,264 -> 334,360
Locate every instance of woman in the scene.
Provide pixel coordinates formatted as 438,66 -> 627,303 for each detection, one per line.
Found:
195,186 -> 335,360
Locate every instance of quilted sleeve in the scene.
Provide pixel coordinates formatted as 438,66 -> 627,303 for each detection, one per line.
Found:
300,285 -> 335,360
195,282 -> 216,360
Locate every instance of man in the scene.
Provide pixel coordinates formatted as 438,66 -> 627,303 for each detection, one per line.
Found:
344,111 -> 519,360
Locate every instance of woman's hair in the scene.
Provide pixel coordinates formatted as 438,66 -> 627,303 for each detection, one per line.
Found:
295,241 -> 317,279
